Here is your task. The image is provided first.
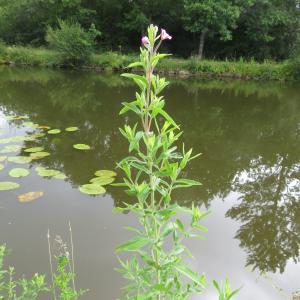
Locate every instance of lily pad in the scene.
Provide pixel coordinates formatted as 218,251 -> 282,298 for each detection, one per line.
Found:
0,181 -> 20,191
24,147 -> 44,153
90,177 -> 115,185
9,168 -> 29,178
8,156 -> 32,164
0,145 -> 22,154
79,184 -> 106,195
0,156 -> 7,162
23,122 -> 39,128
54,173 -> 67,180
36,167 -> 60,177
33,133 -> 46,138
30,151 -> 50,159
65,127 -> 79,132
0,163 -> 4,171
94,170 -> 117,177
73,144 -> 91,150
48,129 -> 61,134
6,115 -> 28,121
38,125 -> 51,130
18,191 -> 43,203
0,136 -> 25,144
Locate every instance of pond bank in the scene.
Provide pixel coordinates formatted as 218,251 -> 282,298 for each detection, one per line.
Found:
0,45 -> 295,81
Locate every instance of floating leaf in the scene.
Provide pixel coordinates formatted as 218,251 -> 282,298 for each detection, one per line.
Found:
30,151 -> 50,159
48,129 -> 61,134
73,144 -> 91,150
0,136 -> 25,144
90,177 -> 115,185
0,181 -> 20,191
6,115 -> 28,121
65,127 -> 79,132
23,122 -> 39,128
23,136 -> 37,141
18,191 -> 43,203
79,184 -> 105,195
8,156 -> 32,164
24,147 -> 44,153
30,133 -> 46,139
38,125 -> 51,130
0,163 -> 4,171
0,156 -> 6,162
9,168 -> 29,178
54,173 -> 67,180
36,167 -> 60,177
0,145 -> 22,154
94,170 -> 117,177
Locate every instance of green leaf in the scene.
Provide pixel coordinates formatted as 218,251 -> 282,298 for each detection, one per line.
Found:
94,170 -> 117,177
73,144 -> 91,150
30,151 -> 50,159
0,156 -> 7,162
36,167 -> 60,177
9,168 -> 29,178
0,145 -> 22,154
65,127 -> 79,132
53,173 -> 67,180
24,147 -> 44,153
174,178 -> 202,189
47,129 -> 61,134
121,73 -> 148,90
0,181 -> 20,191
175,265 -> 206,287
7,156 -> 32,164
89,177 -> 115,185
127,61 -> 144,68
79,184 -> 106,195
0,163 -> 4,171
116,236 -> 149,253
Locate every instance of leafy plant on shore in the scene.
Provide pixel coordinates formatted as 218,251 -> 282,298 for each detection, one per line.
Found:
115,24 -> 239,299
46,20 -> 100,66
0,244 -> 48,300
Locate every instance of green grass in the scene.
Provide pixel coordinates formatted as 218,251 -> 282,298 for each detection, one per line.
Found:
0,44 -> 296,81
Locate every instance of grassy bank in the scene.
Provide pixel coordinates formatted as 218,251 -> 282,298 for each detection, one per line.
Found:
0,45 -> 295,81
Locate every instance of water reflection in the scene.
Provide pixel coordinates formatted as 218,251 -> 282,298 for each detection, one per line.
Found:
0,66 -> 299,284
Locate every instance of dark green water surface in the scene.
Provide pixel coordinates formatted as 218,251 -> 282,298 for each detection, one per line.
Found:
0,66 -> 299,299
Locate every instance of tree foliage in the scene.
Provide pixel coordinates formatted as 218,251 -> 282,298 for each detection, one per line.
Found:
0,0 -> 299,60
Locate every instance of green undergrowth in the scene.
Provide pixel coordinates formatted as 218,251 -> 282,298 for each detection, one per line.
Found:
0,44 -> 297,81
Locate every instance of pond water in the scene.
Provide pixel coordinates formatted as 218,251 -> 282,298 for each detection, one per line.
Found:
0,66 -> 299,300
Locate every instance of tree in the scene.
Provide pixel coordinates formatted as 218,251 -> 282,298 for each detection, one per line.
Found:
182,0 -> 242,59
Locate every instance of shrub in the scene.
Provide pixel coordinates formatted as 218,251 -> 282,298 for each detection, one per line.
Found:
46,20 -> 100,66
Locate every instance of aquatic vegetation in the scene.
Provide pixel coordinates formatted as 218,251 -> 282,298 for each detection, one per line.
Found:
35,167 -> 61,177
24,146 -> 45,153
9,167 -> 30,178
79,183 -> 106,195
65,127 -> 79,132
94,170 -> 117,177
48,129 -> 61,134
7,156 -> 32,164
73,144 -> 91,150
115,25 -> 239,299
0,181 -> 20,190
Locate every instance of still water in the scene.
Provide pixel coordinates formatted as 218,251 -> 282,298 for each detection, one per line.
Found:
0,66 -> 299,299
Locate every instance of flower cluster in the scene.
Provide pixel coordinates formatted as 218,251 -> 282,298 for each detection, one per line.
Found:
141,26 -> 172,46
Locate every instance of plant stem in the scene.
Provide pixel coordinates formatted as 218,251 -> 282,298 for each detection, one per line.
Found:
47,230 -> 57,300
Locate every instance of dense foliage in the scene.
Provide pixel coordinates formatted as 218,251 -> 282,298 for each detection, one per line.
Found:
0,0 -> 299,60
46,20 -> 100,65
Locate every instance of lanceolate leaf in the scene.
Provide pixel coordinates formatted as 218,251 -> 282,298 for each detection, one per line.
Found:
116,236 -> 150,253
175,265 -> 206,288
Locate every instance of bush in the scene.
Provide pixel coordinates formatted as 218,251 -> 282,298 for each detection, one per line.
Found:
46,20 -> 100,66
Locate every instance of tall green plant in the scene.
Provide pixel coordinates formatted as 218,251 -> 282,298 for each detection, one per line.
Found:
115,24 -> 238,299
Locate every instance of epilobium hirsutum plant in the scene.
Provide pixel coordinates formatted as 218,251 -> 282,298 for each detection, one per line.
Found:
115,24 -> 211,300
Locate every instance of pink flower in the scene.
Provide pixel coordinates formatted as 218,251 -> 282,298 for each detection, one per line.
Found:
161,29 -> 172,40
141,36 -> 150,46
